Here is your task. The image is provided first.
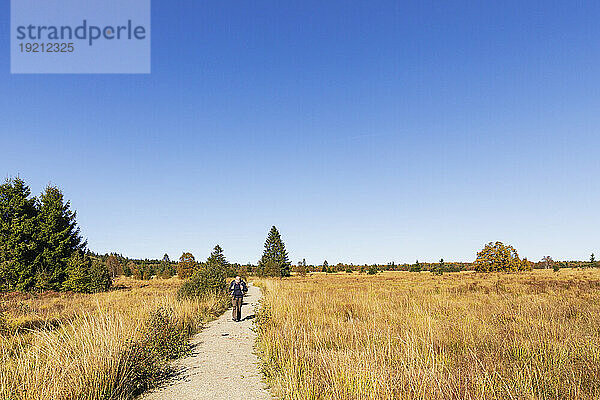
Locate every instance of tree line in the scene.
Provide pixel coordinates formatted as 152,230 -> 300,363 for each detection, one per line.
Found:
2,177 -> 597,294
94,225 -> 293,282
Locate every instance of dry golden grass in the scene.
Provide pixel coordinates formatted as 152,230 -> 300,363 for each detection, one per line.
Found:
256,269 -> 600,400
0,277 -> 228,400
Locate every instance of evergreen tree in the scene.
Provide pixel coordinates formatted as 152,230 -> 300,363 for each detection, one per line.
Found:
158,253 -> 174,278
0,178 -> 39,291
591,253 -> 597,268
63,251 -> 111,293
62,250 -> 91,292
123,260 -> 135,277
35,185 -> 85,289
199,245 -> 228,294
88,259 -> 112,292
258,226 -> 291,277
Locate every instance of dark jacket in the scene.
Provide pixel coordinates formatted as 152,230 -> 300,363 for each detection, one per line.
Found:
229,280 -> 248,298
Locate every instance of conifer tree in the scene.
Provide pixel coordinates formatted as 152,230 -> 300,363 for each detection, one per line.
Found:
258,226 -> 291,277
62,251 -> 111,293
62,250 -> 91,292
0,178 -> 39,291
158,253 -> 174,278
88,258 -> 111,292
35,185 -> 85,289
199,245 -> 228,294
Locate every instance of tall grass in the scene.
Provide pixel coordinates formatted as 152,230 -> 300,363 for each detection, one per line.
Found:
256,270 -> 600,399
0,277 -> 229,400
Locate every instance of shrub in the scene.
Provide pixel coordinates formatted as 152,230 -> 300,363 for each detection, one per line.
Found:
294,260 -> 308,276
432,259 -> 445,275
118,307 -> 191,397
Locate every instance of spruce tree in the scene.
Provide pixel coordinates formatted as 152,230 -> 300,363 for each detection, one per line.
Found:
158,253 -> 173,278
62,251 -> 111,293
258,226 -> 291,277
35,185 -> 85,290
200,245 -> 228,294
0,178 -> 39,291
62,250 -> 91,292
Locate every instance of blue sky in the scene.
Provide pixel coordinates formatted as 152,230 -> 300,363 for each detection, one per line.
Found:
1,1 -> 598,264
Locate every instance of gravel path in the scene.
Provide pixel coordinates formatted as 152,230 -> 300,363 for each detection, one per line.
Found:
141,284 -> 272,400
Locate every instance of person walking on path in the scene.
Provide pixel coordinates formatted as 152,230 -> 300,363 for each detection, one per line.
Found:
229,276 -> 248,322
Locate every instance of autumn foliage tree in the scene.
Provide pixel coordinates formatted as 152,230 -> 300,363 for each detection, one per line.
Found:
105,254 -> 122,278
177,252 -> 196,278
474,242 -> 531,272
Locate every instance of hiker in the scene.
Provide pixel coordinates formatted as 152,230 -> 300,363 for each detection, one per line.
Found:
229,276 -> 248,322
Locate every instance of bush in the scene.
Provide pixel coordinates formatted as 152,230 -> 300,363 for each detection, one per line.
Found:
367,265 -> 378,275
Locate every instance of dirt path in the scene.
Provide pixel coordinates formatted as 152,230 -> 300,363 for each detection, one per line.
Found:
141,284 -> 272,400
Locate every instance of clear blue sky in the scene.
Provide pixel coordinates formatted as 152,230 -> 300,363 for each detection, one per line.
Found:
1,1 -> 598,264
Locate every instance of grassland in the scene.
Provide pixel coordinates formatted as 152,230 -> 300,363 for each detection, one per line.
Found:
256,269 -> 600,400
0,277 -> 229,400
